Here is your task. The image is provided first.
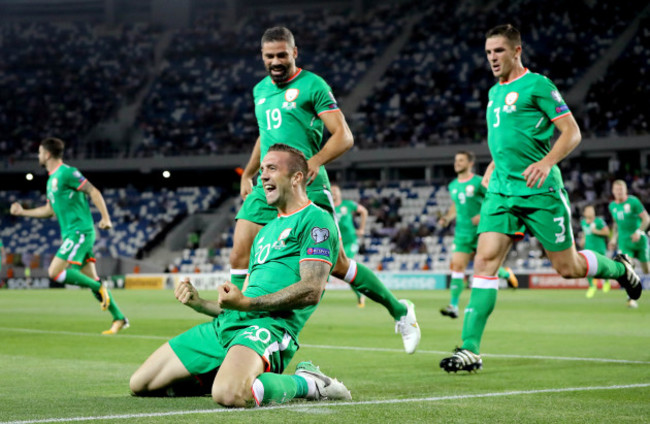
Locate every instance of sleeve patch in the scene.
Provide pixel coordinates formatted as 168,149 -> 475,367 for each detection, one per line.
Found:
311,227 -> 330,243
307,247 -> 330,256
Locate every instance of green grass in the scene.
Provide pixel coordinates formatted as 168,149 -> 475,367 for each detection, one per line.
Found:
1,288 -> 649,423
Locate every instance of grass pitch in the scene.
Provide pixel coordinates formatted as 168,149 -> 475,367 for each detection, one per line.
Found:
0,287 -> 649,423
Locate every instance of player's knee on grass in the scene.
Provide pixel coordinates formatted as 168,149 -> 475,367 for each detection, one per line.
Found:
129,370 -> 150,395
212,380 -> 253,407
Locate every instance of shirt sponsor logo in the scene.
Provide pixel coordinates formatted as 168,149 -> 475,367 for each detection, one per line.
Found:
311,227 -> 330,243
502,104 -> 516,113
285,88 -> 299,102
282,101 -> 297,111
555,104 -> 569,114
307,247 -> 330,256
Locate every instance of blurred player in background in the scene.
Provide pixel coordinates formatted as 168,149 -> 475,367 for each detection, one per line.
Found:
130,144 -> 351,407
438,151 -> 518,319
609,180 -> 650,308
440,24 -> 642,373
231,26 -> 419,353
331,183 -> 368,307
10,137 -> 128,334
579,205 -> 611,298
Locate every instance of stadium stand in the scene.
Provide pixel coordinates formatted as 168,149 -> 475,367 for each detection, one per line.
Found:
0,22 -> 156,160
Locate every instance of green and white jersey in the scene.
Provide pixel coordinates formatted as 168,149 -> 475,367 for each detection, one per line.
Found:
335,199 -> 359,247
609,195 -> 646,239
486,69 -> 571,196
254,68 -> 339,192
580,217 -> 608,253
46,163 -> 94,237
232,201 -> 339,341
449,174 -> 486,238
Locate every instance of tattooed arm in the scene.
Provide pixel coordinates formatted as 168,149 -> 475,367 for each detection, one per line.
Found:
218,260 -> 330,311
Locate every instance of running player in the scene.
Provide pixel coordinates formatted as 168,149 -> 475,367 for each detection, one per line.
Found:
231,27 -> 419,353
440,24 -> 641,373
438,151 -> 518,319
10,137 -> 128,334
331,183 -> 368,307
608,180 -> 649,308
130,144 -> 351,407
579,205 -> 611,298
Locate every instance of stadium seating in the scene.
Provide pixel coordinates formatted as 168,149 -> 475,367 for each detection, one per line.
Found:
0,22 -> 155,160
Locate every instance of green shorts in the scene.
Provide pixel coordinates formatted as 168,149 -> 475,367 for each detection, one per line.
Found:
169,315 -> 299,376
452,232 -> 478,254
618,234 -> 650,263
236,183 -> 334,225
55,231 -> 96,267
478,189 -> 574,252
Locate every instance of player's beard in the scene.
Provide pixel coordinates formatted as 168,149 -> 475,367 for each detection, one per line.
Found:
267,64 -> 290,83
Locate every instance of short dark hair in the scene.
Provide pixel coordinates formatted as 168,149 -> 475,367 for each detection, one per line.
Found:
40,137 -> 65,159
456,150 -> 476,163
261,26 -> 295,48
486,24 -> 521,47
267,143 -> 308,184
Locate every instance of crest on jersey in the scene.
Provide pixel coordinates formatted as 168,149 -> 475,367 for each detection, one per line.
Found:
624,204 -> 631,213
340,206 -> 348,215
311,227 -> 330,244
505,92 -> 519,105
51,178 -> 58,192
550,90 -> 563,103
466,185 -> 475,197
278,228 -> 292,241
285,88 -> 299,102
257,98 -> 266,105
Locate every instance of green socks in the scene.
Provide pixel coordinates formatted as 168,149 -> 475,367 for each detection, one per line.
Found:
346,261 -> 407,319
579,250 -> 625,279
62,268 -> 101,291
252,373 -> 308,406
449,272 -> 465,308
461,277 -> 499,354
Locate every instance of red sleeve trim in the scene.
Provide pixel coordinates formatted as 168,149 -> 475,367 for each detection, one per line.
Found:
299,258 -> 333,267
317,108 -> 340,117
76,179 -> 88,191
550,111 -> 572,122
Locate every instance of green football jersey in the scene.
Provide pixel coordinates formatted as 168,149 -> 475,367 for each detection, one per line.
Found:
609,195 -> 645,238
222,202 -> 339,341
253,68 -> 339,191
335,199 -> 359,247
580,217 -> 608,253
449,174 -> 486,237
46,163 -> 95,236
486,70 -> 571,196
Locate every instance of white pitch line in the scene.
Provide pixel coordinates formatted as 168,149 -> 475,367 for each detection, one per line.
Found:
2,326 -> 650,365
1,383 -> 649,424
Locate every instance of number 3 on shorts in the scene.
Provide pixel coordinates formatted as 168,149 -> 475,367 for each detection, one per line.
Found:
553,216 -> 566,244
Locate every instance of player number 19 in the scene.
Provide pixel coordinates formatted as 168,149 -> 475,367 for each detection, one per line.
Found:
266,108 -> 282,130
